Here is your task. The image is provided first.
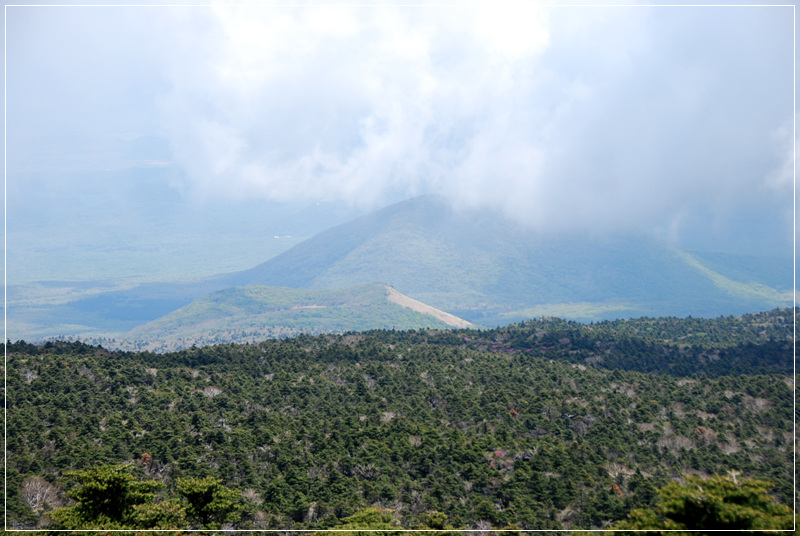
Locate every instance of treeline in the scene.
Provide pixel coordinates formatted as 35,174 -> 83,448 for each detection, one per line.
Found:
4,309 -> 795,530
462,308 -> 795,377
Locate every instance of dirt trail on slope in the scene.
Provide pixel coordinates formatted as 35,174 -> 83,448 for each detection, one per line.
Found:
386,287 -> 474,329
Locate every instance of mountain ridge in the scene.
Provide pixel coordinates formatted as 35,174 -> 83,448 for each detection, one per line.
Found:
218,195 -> 792,325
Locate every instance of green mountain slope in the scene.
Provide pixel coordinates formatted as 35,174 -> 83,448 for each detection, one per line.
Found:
226,196 -> 792,324
9,196 -> 792,342
124,282 -> 473,350
677,250 -> 793,302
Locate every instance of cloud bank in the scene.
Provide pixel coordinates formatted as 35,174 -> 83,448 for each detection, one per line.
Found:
8,4 -> 795,245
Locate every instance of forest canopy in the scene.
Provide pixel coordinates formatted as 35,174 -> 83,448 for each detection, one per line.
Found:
4,308 -> 795,530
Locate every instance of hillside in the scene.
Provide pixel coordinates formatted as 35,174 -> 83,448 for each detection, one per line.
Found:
120,283 -> 472,351
8,195 -> 792,342
225,196 -> 792,325
5,309 -> 795,530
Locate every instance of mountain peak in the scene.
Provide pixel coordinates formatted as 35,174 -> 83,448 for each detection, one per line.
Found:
223,196 -> 791,324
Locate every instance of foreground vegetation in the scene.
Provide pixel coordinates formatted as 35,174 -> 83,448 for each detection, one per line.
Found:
4,308 -> 795,530
7,465 -> 795,533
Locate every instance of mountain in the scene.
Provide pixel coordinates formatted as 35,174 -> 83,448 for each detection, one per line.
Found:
9,195 -> 792,342
221,195 -> 792,325
122,282 -> 473,350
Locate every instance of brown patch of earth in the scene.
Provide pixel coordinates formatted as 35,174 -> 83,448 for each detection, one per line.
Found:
385,287 -> 473,329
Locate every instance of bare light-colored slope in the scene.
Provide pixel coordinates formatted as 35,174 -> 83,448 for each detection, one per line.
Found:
386,286 -> 474,329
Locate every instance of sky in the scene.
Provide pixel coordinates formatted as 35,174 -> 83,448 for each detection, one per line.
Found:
4,2 -> 796,283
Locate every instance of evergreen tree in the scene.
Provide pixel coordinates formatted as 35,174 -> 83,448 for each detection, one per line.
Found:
48,464 -> 162,529
178,476 -> 243,529
613,473 -> 793,534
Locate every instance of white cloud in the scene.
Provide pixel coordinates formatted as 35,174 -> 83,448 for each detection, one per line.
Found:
156,4 -> 556,208
764,118 -> 795,195
9,4 -> 795,245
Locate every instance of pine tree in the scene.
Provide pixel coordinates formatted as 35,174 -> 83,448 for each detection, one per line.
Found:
613,473 -> 793,534
48,464 -> 162,529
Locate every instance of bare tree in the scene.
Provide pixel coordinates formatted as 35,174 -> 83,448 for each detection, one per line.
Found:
472,520 -> 493,534
20,476 -> 61,512
203,386 -> 223,398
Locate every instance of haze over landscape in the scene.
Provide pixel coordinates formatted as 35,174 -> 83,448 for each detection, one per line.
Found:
4,4 -> 798,532
5,3 -> 796,346
7,3 -> 794,283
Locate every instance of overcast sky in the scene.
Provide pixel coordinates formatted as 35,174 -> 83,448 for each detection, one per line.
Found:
5,2 -> 796,281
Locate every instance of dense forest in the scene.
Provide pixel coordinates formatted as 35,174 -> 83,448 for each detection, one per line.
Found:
4,308 -> 796,531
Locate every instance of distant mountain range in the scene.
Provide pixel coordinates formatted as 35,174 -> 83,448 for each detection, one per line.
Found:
7,195 -> 793,345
